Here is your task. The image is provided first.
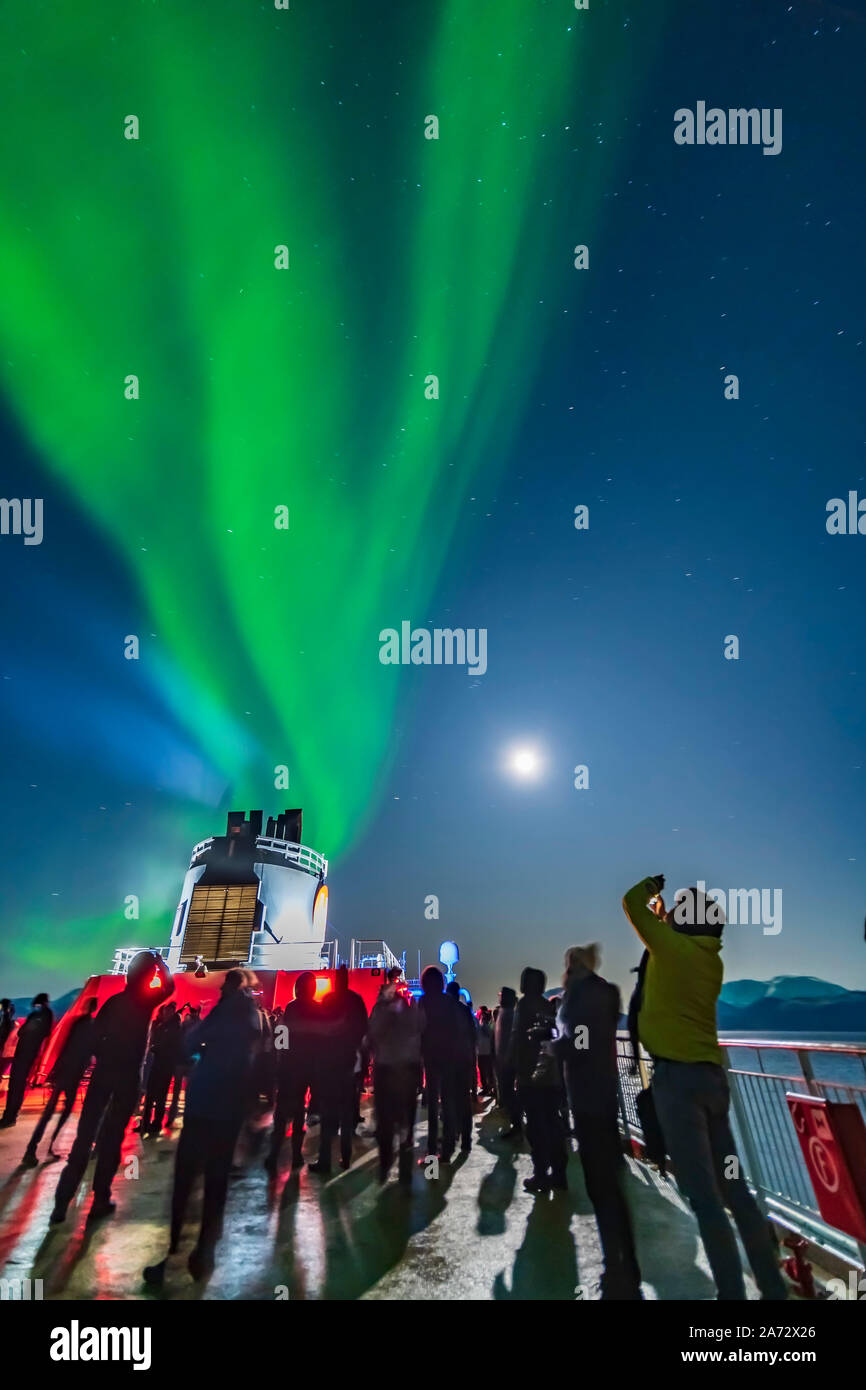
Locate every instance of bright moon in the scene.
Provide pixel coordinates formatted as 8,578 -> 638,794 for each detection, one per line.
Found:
507,745 -> 542,779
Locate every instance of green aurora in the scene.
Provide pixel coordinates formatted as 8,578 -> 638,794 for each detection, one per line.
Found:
0,1 -> 644,883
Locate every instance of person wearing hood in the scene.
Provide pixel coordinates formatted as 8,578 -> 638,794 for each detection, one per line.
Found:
558,944 -> 642,1299
1,993 -> 54,1126
623,875 -> 787,1301
51,952 -> 174,1223
145,968 -> 261,1283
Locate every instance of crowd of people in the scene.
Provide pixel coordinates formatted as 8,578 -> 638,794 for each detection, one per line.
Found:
0,872 -> 790,1300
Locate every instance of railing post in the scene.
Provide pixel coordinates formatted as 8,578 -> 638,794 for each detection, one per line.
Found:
614,1042 -> 633,1151
722,1045 -> 771,1218
798,1049 -> 822,1099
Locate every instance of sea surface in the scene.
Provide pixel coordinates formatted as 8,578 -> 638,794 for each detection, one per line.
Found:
722,1031 -> 865,1044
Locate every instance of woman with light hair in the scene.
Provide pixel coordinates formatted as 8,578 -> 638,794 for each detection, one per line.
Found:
563,943 -> 600,980
557,942 -> 643,1299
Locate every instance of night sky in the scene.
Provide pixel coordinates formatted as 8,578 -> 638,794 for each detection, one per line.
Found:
1,1 -> 864,1009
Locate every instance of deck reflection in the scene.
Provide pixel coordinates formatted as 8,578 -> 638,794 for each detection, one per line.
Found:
0,1094 -> 736,1300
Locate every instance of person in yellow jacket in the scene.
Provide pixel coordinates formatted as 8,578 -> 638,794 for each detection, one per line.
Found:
622,874 -> 787,1301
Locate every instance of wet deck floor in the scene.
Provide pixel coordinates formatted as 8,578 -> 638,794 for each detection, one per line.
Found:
0,1091 -> 753,1300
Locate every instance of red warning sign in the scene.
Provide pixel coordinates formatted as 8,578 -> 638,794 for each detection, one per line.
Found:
786,1093 -> 866,1243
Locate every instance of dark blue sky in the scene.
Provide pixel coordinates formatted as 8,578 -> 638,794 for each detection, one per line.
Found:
332,0 -> 866,1003
1,0 -> 865,1006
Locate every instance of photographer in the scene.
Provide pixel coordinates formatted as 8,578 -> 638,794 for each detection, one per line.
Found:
622,875 -> 787,1301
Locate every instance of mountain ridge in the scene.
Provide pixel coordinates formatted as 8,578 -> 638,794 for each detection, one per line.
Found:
717,976 -> 865,1034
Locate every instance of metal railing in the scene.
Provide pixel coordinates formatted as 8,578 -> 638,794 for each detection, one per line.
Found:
254,837 -> 328,879
349,939 -> 405,972
110,946 -> 170,975
616,1033 -> 866,1267
188,835 -> 327,879
318,940 -> 337,969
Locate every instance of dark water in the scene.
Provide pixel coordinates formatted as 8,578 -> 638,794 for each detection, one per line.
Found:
722,1033 -> 866,1089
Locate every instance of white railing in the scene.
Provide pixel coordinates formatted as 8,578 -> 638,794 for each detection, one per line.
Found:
110,946 -> 170,975
250,938 -> 334,971
254,837 -> 328,879
188,835 -> 327,879
319,940 -> 337,969
349,939 -> 405,972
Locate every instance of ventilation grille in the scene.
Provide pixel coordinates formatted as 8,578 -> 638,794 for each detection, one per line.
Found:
180,882 -> 260,964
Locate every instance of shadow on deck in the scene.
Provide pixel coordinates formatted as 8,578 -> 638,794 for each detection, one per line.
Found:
0,1096 -> 728,1301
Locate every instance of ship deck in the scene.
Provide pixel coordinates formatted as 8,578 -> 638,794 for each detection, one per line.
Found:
0,1091 -> 787,1301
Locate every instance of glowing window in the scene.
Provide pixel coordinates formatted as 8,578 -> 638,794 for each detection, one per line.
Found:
313,884 -> 329,934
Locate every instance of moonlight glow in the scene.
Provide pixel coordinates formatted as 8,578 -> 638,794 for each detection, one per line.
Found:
506,746 -> 544,780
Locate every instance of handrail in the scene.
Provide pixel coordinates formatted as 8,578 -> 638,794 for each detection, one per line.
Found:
615,1031 -> 866,1269
110,946 -> 170,975
349,939 -> 405,972
726,1065 -> 866,1089
720,1037 -> 866,1055
188,835 -> 327,878
254,837 -> 328,878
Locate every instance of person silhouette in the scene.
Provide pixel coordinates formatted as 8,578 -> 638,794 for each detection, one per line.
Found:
144,968 -> 261,1283
558,944 -> 643,1298
311,966 -> 368,1175
20,997 -> 98,1167
0,999 -> 16,1072
51,952 -> 173,1223
368,980 -> 423,1184
266,972 -> 325,1174
0,993 -> 53,1126
141,1003 -> 183,1136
